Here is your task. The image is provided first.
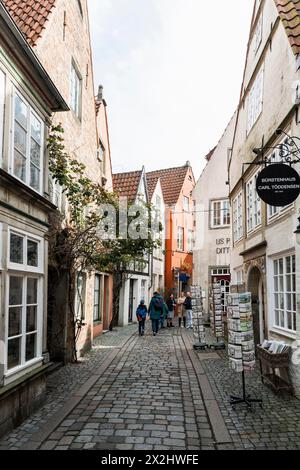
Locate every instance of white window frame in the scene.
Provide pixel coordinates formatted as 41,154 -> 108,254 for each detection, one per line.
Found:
7,228 -> 44,274
10,87 -> 44,193
93,273 -> 102,323
211,199 -> 230,229
0,68 -> 5,164
236,269 -> 244,285
183,196 -> 189,212
272,253 -> 296,335
70,61 -> 82,119
177,227 -> 184,251
233,192 -> 243,243
246,172 -> 261,234
188,230 -> 194,252
247,66 -> 264,135
48,174 -> 62,210
253,14 -> 263,54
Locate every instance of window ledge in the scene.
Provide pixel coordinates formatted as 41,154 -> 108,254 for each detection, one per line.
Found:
4,357 -> 44,381
269,328 -> 296,341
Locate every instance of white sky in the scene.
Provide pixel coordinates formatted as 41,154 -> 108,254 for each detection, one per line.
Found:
88,0 -> 254,180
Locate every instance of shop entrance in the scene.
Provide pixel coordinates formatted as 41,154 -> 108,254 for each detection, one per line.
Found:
248,267 -> 265,347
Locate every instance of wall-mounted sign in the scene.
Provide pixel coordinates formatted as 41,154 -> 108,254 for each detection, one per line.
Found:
256,164 -> 300,207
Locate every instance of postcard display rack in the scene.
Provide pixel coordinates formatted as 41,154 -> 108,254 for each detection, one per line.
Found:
227,292 -> 263,409
191,286 -> 208,350
211,282 -> 224,342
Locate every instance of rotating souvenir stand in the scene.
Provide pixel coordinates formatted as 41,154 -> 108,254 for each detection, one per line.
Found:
190,286 -> 208,350
210,281 -> 225,350
227,292 -> 263,409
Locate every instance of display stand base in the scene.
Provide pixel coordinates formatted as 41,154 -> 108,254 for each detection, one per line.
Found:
230,371 -> 263,410
210,341 -> 226,351
193,342 -> 209,351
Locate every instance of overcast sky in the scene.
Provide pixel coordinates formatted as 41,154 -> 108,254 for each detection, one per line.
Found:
88,0 -> 254,180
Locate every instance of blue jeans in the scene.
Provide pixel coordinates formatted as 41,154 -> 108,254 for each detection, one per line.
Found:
151,319 -> 159,334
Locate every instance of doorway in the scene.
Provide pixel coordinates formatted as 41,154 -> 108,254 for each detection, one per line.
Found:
248,266 -> 265,347
128,279 -> 135,323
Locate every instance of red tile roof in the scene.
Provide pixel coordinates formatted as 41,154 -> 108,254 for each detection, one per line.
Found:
147,164 -> 193,206
2,0 -> 56,47
146,174 -> 159,201
274,0 -> 300,55
112,170 -> 142,204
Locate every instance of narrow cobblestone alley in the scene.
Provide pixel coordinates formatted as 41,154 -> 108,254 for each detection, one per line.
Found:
1,324 -> 300,451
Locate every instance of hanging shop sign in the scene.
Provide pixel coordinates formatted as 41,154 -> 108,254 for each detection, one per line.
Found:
256,164 -> 300,207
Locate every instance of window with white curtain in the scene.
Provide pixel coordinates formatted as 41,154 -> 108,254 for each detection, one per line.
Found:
12,89 -> 44,192
273,254 -> 296,333
0,68 -> 5,162
246,173 -> 261,233
233,192 -> 243,242
70,62 -> 82,119
247,67 -> 264,134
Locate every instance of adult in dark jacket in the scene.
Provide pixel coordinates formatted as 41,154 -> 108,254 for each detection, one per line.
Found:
184,292 -> 193,329
166,294 -> 176,328
149,292 -> 164,336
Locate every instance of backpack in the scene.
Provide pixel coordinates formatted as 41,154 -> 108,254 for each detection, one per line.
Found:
153,296 -> 164,312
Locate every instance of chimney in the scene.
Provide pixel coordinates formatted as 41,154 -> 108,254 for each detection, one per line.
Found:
185,160 -> 191,167
97,85 -> 103,101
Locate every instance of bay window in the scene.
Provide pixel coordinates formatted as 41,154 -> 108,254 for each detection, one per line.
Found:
247,66 -> 264,134
12,89 -> 43,192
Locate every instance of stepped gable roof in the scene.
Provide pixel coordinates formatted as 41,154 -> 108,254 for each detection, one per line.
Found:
2,0 -> 56,47
274,0 -> 300,55
146,164 -> 191,206
112,170 -> 142,204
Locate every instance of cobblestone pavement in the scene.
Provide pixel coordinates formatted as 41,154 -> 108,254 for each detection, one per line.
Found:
195,329 -> 300,450
1,323 -> 300,450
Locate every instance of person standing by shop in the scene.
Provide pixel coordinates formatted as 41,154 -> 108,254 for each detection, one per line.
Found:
177,292 -> 186,328
149,291 -> 164,336
184,292 -> 193,329
166,294 -> 177,328
136,300 -> 148,336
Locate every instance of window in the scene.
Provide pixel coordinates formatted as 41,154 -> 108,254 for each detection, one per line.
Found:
70,62 -> 82,119
247,67 -> 264,134
93,274 -> 102,322
177,227 -> 184,251
212,268 -> 230,276
141,280 -> 146,302
266,139 -> 293,220
75,272 -> 86,320
211,200 -> 230,228
0,69 -> 5,162
233,192 -> 243,242
48,175 -> 62,210
246,173 -> 261,233
253,15 -> 262,53
12,89 -> 44,192
273,254 -> 296,333
183,196 -> 189,212
236,270 -> 244,285
7,275 -> 41,370
188,230 -> 194,252
8,229 -> 42,273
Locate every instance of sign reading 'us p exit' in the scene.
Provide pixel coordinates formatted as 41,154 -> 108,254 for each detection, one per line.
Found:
256,164 -> 300,207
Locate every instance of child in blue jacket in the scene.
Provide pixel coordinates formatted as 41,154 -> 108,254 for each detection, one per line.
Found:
136,300 -> 148,336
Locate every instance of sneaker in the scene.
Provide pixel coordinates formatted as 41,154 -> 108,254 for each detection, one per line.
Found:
153,333 -> 156,336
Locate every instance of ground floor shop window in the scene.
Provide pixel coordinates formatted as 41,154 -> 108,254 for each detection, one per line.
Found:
7,274 -> 41,371
273,254 -> 296,332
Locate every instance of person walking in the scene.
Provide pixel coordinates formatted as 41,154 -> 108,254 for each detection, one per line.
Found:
177,292 -> 187,328
160,301 -> 168,329
166,294 -> 177,328
184,292 -> 193,329
149,291 -> 164,336
136,300 -> 147,336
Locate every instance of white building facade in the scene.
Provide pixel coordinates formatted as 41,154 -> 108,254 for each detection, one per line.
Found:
193,114 -> 236,317
229,0 -> 300,395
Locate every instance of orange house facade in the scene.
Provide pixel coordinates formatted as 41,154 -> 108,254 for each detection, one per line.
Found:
147,162 -> 195,297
